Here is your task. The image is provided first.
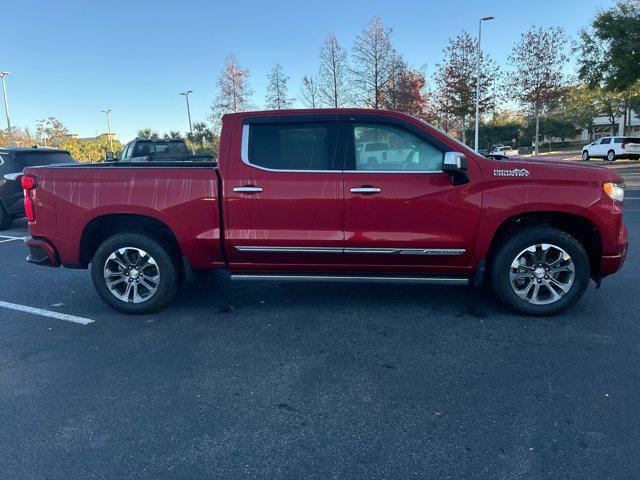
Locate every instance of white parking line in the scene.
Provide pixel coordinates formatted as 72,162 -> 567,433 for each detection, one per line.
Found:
0,235 -> 27,243
0,301 -> 94,325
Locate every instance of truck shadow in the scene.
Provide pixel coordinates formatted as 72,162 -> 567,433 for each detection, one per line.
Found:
175,270 -> 505,322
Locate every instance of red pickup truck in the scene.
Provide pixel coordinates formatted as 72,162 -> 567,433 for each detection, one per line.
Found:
22,109 -> 628,315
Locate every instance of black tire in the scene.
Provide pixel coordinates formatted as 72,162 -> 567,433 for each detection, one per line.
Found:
489,226 -> 591,316
90,232 -> 181,314
607,150 -> 616,162
582,150 -> 590,161
0,206 -> 13,230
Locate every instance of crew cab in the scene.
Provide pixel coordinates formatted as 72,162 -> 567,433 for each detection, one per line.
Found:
582,136 -> 640,161
21,109 -> 628,315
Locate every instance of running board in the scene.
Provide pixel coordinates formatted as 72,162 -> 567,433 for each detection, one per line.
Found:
230,274 -> 469,285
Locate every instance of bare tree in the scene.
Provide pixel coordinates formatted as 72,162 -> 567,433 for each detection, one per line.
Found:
505,26 -> 568,155
210,54 -> 253,127
434,32 -> 498,144
380,54 -> 408,111
351,16 -> 397,109
299,75 -> 320,108
265,64 -> 293,110
319,33 -> 349,107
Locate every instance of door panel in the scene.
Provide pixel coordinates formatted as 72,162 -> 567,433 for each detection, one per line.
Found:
341,117 -> 483,273
224,118 -> 344,270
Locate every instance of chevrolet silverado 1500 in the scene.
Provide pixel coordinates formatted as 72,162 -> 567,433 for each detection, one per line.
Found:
21,109 -> 628,315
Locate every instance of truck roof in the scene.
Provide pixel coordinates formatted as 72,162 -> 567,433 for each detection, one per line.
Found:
222,108 -> 411,121
0,146 -> 70,154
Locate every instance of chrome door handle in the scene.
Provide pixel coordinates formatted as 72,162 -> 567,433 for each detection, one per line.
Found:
233,186 -> 263,193
350,187 -> 381,194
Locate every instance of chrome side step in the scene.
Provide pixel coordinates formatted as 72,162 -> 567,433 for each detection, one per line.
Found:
230,274 -> 469,285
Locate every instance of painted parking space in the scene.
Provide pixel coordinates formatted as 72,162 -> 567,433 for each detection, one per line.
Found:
0,300 -> 94,325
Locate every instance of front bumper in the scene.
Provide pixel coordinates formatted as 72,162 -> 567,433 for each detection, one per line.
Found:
24,236 -> 60,267
599,224 -> 628,277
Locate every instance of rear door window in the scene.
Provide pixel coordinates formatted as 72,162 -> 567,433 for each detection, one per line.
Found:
247,122 -> 339,171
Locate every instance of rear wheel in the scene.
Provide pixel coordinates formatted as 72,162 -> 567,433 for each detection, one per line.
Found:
582,150 -> 590,161
489,226 -> 590,315
90,232 -> 181,314
607,150 -> 616,161
0,206 -> 13,230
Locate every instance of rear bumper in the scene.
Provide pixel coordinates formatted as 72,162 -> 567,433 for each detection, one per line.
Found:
24,236 -> 60,267
599,224 -> 628,277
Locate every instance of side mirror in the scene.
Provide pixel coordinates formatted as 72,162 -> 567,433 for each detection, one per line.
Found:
442,152 -> 469,186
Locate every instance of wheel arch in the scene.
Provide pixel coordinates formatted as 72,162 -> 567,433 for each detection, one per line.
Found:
484,211 -> 602,279
79,213 -> 182,267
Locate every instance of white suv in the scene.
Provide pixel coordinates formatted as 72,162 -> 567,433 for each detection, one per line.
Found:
582,136 -> 640,161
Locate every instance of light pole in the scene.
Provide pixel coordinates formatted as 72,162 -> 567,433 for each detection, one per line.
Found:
180,90 -> 194,153
474,16 -> 494,151
0,72 -> 12,147
101,108 -> 114,154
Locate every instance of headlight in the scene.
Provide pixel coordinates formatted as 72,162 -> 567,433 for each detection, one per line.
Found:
603,182 -> 625,202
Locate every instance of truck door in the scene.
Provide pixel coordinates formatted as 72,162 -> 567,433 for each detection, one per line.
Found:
341,115 -> 482,272
224,115 -> 344,270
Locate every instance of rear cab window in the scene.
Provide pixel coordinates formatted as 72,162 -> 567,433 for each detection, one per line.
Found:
134,141 -> 189,158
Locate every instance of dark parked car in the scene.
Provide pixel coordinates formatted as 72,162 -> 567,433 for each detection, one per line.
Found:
0,146 -> 75,229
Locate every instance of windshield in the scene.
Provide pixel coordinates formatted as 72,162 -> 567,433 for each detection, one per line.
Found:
15,151 -> 76,166
416,118 -> 481,157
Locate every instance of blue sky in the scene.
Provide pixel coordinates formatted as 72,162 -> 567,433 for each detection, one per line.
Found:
2,0 -> 610,142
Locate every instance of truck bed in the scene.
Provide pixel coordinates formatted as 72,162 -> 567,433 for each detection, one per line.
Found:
24,162 -> 225,269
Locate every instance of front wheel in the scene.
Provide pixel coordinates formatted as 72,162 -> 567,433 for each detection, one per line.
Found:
582,150 -> 590,161
489,226 -> 591,315
91,233 -> 181,314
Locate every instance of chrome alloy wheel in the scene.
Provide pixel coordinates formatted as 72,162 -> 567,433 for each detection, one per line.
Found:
103,247 -> 160,303
509,243 -> 575,305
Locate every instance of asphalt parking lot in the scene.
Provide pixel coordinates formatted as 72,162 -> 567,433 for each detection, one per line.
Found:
1,168 -> 639,480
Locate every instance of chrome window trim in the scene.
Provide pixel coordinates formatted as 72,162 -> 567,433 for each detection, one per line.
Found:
241,124 -> 444,174
235,246 -> 465,256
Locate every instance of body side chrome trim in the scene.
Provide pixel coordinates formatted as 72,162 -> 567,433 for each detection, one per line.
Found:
235,246 -> 343,254
235,246 -> 465,255
344,248 -> 466,255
